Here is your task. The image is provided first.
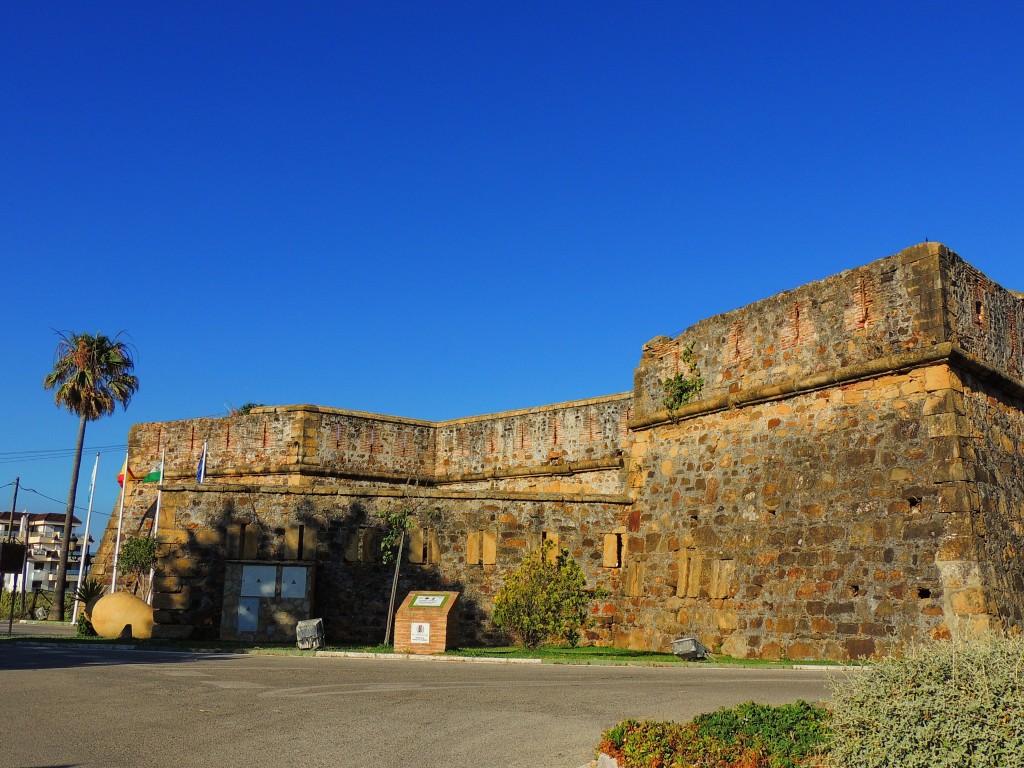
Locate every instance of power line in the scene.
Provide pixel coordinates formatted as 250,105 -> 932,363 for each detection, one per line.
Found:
0,444 -> 127,465
17,484 -> 95,514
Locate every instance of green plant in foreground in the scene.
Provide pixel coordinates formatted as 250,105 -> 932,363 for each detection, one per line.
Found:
598,701 -> 829,768
379,509 -> 413,566
661,341 -> 705,413
828,632 -> 1024,768
117,535 -> 158,594
74,578 -> 106,607
76,610 -> 97,637
492,541 -> 597,648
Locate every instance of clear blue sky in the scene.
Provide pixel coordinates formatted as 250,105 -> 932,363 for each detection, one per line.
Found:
3,2 -> 1023,531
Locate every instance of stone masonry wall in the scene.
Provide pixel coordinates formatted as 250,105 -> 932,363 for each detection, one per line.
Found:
624,364 -> 959,659
944,255 -> 1024,383
947,370 -> 1024,629
93,242 -> 1024,659
90,396 -> 632,619
434,394 -> 631,481
148,485 -> 629,643
632,244 -> 947,425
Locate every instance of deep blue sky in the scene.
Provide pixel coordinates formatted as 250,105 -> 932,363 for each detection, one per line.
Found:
3,2 -> 1023,529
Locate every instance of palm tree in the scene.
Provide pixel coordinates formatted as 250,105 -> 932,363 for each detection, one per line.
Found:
43,331 -> 139,619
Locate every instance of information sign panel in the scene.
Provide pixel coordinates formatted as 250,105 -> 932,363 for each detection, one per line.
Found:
411,594 -> 446,608
410,622 -> 431,644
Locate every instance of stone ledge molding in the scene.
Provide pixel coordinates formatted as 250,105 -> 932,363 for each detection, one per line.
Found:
152,455 -> 625,487
156,482 -> 632,506
629,341 -> 1024,432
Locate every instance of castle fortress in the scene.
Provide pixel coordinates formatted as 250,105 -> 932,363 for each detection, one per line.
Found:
91,243 -> 1024,660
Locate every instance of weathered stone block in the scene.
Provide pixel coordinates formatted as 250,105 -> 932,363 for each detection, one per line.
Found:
923,366 -> 953,392
844,638 -> 876,659
482,530 -> 497,565
153,591 -> 191,610
153,576 -> 182,592
157,529 -> 188,544
466,530 -> 481,565
948,588 -> 988,615
194,528 -> 222,547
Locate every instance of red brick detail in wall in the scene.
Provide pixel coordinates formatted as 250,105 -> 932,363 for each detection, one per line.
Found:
845,276 -> 875,331
727,320 -> 751,362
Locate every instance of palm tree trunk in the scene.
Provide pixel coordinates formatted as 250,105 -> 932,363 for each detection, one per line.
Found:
53,413 -> 87,620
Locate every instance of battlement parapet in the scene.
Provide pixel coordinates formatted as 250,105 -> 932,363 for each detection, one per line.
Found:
632,243 -> 1024,427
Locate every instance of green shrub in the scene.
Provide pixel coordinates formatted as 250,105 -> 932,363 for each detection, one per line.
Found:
828,632 -> 1024,768
117,536 -> 157,594
0,589 -> 28,620
74,578 -> 106,607
598,701 -> 829,768
492,541 -> 596,648
76,610 -> 97,637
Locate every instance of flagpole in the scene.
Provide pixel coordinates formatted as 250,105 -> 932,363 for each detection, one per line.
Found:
71,452 -> 100,625
199,440 -> 207,483
146,448 -> 165,605
111,448 -> 129,592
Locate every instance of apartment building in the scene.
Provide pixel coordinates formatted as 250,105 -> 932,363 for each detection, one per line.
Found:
1,512 -> 84,592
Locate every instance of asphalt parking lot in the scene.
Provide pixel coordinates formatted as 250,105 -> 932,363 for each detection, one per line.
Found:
0,644 -> 838,768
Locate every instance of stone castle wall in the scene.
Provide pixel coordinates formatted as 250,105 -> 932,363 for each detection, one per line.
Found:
92,242 -> 1024,659
631,245 -> 945,425
132,485 -> 629,644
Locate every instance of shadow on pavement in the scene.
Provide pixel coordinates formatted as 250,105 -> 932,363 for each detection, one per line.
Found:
0,642 -> 245,672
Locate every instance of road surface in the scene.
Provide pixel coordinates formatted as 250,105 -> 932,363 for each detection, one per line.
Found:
0,644 -> 839,768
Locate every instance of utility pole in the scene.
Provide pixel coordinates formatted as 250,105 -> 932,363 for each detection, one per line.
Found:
5,478 -> 22,634
5,477 -> 18,542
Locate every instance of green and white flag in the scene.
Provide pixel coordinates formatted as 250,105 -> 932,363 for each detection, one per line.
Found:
141,462 -> 163,483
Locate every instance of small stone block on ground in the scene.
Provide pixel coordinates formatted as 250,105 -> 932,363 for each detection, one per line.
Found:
296,617 -> 324,649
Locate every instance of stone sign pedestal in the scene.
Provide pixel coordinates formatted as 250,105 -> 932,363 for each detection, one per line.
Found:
393,591 -> 460,654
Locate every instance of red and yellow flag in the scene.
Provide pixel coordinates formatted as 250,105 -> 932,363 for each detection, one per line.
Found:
116,459 -> 138,487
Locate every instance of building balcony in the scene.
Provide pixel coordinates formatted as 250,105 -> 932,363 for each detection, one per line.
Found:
27,534 -> 61,546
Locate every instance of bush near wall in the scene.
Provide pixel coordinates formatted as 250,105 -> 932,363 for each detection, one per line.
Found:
597,700 -> 829,768
828,633 -> 1024,768
492,541 -> 595,648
